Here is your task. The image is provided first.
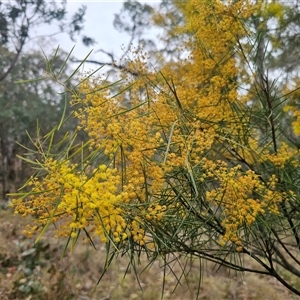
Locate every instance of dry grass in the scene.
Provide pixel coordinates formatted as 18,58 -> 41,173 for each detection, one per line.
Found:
0,207 -> 299,300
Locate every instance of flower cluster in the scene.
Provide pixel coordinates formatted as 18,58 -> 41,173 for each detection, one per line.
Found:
204,159 -> 283,245
13,160 -> 136,244
263,142 -> 299,168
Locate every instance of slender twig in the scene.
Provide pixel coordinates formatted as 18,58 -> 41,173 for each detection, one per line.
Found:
271,229 -> 300,265
272,245 -> 300,277
71,58 -> 139,77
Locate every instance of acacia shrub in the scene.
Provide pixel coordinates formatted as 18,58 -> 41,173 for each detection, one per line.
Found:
12,0 -> 300,296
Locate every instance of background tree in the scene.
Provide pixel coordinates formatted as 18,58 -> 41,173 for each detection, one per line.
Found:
0,0 -> 93,82
0,47 -> 84,198
0,0 -> 93,198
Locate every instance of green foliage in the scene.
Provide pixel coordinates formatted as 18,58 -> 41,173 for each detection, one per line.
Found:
0,0 -> 93,199
0,46 -> 89,199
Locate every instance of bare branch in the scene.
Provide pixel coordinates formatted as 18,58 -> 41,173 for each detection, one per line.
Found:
70,58 -> 139,77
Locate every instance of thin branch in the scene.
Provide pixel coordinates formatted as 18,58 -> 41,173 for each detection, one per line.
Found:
177,245 -> 272,276
272,246 -> 300,277
188,244 -> 300,296
70,58 -> 139,77
279,201 -> 300,250
27,31 -> 63,41
120,24 -> 136,61
261,74 -> 278,153
272,229 -> 300,265
96,49 -> 115,61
